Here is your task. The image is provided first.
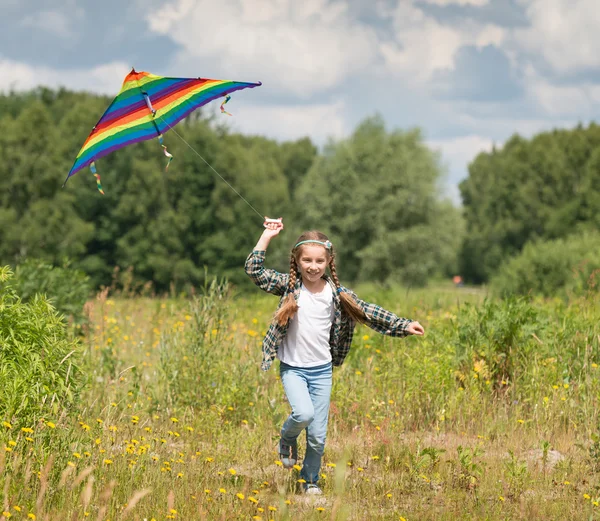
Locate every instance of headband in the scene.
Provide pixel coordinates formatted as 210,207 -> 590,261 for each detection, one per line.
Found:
294,240 -> 332,250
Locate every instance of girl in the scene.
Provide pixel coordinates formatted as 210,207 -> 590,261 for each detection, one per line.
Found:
245,219 -> 424,495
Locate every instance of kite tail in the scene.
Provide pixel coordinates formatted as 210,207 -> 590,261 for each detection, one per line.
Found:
90,162 -> 105,195
220,95 -> 233,116
158,135 -> 173,170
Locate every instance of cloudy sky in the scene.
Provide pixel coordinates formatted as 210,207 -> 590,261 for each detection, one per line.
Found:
1,0 -> 599,201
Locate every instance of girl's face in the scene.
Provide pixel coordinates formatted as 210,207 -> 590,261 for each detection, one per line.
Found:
296,244 -> 330,283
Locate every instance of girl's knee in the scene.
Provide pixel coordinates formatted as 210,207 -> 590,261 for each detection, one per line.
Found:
293,408 -> 315,425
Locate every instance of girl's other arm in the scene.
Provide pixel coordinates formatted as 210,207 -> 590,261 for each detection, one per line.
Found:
349,291 -> 424,336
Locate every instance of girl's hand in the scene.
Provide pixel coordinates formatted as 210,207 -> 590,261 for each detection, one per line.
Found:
406,321 -> 424,336
262,217 -> 284,239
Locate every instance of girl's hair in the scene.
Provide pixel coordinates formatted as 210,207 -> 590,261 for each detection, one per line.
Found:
273,231 -> 367,326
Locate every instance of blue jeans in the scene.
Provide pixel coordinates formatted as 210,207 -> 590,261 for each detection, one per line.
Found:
279,361 -> 333,485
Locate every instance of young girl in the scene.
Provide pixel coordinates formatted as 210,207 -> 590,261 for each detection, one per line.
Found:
245,219 -> 424,495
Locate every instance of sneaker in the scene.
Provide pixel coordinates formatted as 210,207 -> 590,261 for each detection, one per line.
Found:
278,439 -> 298,469
304,484 -> 323,495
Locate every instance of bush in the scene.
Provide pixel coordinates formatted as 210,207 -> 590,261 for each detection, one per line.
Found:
491,231 -> 600,297
12,259 -> 92,328
0,266 -> 82,425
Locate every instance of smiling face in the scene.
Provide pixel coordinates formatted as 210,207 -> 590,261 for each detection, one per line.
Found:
296,244 -> 330,284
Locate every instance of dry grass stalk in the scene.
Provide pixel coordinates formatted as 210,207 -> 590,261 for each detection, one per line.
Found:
121,488 -> 152,518
23,458 -> 32,486
82,475 -> 95,512
167,490 -> 175,512
95,480 -> 116,521
71,466 -> 95,489
3,473 -> 10,512
36,455 -> 55,513
59,464 -> 76,487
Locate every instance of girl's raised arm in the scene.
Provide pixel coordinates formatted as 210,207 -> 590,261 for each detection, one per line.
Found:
245,218 -> 289,296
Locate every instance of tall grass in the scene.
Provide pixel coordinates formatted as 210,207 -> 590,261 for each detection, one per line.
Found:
1,281 -> 600,520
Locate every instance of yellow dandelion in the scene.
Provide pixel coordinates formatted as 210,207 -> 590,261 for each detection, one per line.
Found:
249,497 -> 259,504
268,506 -> 277,511
21,427 -> 33,433
297,479 -> 306,484
236,493 -> 245,500
103,459 -> 113,465
275,460 -> 283,467
371,455 -> 380,460
362,335 -> 369,341
12,508 -> 20,513
316,507 -> 325,512
8,441 -> 16,447
204,489 -> 211,494
219,488 -> 226,494
2,512 -> 11,518
293,464 -> 302,471
229,468 -> 237,475
584,494 -> 591,500
27,514 -> 36,520
2,422 -> 12,429
46,422 -> 56,429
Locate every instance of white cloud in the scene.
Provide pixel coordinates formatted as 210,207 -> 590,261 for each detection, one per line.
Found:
210,100 -> 348,144
514,0 -> 600,73
523,66 -> 600,116
0,57 -> 130,95
381,2 -> 504,82
146,0 -> 378,97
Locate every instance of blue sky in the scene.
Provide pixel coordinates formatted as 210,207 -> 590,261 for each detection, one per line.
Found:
1,0 -> 599,202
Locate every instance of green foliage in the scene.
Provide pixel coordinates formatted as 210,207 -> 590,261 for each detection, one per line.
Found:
12,259 -> 92,327
0,266 -> 82,425
491,231 -> 600,297
460,124 -> 600,283
454,297 -> 538,386
297,115 -> 463,286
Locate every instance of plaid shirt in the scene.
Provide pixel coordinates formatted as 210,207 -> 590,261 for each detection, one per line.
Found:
245,250 -> 413,371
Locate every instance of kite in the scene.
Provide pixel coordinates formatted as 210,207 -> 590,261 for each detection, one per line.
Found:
64,68 -> 261,193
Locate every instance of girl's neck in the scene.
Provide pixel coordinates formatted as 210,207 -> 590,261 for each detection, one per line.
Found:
301,276 -> 326,294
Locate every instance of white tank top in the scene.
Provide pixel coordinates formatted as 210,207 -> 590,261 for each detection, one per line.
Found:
278,282 -> 335,367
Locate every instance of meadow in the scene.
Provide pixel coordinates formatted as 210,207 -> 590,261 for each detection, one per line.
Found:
2,281 -> 600,521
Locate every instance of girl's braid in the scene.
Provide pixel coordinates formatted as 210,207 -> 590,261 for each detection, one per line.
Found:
329,254 -> 367,325
273,251 -> 300,326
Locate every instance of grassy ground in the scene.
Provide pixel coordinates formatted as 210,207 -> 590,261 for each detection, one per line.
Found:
2,282 -> 600,520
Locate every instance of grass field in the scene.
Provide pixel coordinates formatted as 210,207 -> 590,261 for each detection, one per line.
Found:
2,282 -> 600,520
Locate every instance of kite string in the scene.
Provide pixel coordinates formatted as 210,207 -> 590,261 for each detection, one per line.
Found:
157,116 -> 266,222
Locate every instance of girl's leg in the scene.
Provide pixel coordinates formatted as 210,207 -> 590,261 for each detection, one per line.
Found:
280,363 -> 315,450
300,363 -> 332,485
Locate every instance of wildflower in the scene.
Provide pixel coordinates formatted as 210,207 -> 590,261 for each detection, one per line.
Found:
355,371 -> 362,376
109,426 -> 117,432
170,417 -> 179,423
316,507 -> 325,512
103,459 -> 113,465
584,494 -> 591,500
27,515 -> 36,520
268,506 -> 277,511
110,402 -> 117,407
371,455 -> 380,460
177,473 -> 183,478
236,493 -> 245,500
229,468 -> 237,475
2,422 -> 11,429
4,447 -> 12,453
498,496 -> 505,502
185,426 -> 193,432
96,418 -> 103,424
204,489 -> 211,494
284,499 -> 291,505
131,416 -> 139,424
8,441 -> 16,447
275,460 -> 283,467
46,422 -> 56,429
362,335 -> 369,341
21,427 -> 33,433
249,497 -> 259,504
517,419 -> 525,424
12,508 -> 20,513
386,493 -> 392,498
81,424 -> 91,431
2,512 -> 11,518
326,463 -> 336,468
205,457 -> 214,462
293,464 -> 302,471
219,488 -> 226,494
297,479 -> 306,484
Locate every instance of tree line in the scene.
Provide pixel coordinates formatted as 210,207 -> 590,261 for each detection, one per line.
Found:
1,87 -> 597,293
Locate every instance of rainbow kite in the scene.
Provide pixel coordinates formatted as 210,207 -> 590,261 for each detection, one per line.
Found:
65,69 -> 261,193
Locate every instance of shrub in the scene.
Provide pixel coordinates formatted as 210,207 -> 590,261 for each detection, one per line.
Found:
0,266 -> 82,425
12,259 -> 92,328
491,231 -> 600,297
